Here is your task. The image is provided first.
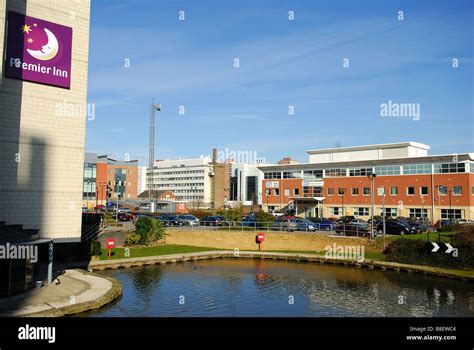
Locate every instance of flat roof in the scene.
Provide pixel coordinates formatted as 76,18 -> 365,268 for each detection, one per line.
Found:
258,153 -> 474,171
306,142 -> 430,155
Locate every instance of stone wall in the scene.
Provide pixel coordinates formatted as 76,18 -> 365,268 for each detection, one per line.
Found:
165,230 -> 382,253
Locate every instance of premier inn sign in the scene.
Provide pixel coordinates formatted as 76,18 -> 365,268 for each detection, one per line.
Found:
5,11 -> 73,89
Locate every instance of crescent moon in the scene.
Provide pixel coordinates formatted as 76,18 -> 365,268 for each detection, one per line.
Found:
26,28 -> 59,61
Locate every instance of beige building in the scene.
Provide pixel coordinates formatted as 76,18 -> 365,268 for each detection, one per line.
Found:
0,0 -> 91,243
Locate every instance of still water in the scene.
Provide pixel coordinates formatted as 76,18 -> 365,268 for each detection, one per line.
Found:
90,259 -> 474,317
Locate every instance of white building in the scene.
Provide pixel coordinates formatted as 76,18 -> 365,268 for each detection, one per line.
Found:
230,158 -> 270,206
137,166 -> 147,196
148,156 -> 214,208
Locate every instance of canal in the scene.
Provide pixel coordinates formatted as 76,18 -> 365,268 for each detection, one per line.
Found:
90,259 -> 474,317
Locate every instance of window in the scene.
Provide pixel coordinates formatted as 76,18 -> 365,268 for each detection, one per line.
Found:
380,208 -> 398,217
128,170 -> 132,175
363,187 -> 370,196
434,163 -> 465,173
453,186 -> 462,195
274,189 -> 279,196
329,207 -> 343,216
353,207 -> 369,216
472,187 -> 474,195
441,209 -> 462,219
349,168 -> 372,177
374,165 -> 401,176
403,164 -> 431,174
283,171 -> 301,179
407,187 -> 415,195
390,187 -> 398,195
284,189 -> 290,196
128,182 -> 131,187
327,188 -> 334,196
121,169 -> 126,174
337,188 -> 346,196
108,169 -> 112,174
294,188 -> 300,196
264,172 -> 281,179
351,187 -> 359,195
127,193 -> 131,198
325,168 -> 347,177
303,170 -> 323,180
377,187 -> 386,196
265,189 -> 271,196
437,186 -> 448,195
409,208 -> 428,218
420,186 -> 428,196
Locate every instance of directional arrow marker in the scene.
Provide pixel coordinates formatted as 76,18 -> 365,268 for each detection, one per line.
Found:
445,243 -> 454,254
431,242 -> 440,253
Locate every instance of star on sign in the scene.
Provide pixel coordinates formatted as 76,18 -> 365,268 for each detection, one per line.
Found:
27,38 -> 34,44
21,24 -> 32,34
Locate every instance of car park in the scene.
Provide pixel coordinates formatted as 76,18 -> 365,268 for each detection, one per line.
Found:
294,218 -> 316,231
377,220 -> 417,235
270,216 -> 297,232
201,215 -> 230,226
335,222 -> 374,237
177,214 -> 200,226
158,214 -> 183,226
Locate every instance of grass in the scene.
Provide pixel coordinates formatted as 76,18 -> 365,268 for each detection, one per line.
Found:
376,231 -> 454,244
99,244 -> 220,260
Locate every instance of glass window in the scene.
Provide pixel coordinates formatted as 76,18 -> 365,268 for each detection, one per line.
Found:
407,187 -> 415,195
420,186 -> 429,195
380,208 -> 398,217
352,187 -> 359,195
453,186 -> 462,195
329,207 -> 343,216
327,188 -> 334,196
325,168 -> 347,177
284,189 -> 290,196
303,170 -> 323,180
434,163 -> 465,173
441,209 -> 462,219
374,165 -> 401,176
437,186 -> 448,195
409,208 -> 428,218
390,187 -> 398,195
472,187 -> 474,195
294,188 -> 300,196
265,189 -> 271,196
353,207 -> 369,216
264,172 -> 281,179
337,188 -> 346,195
403,164 -> 432,174
363,187 -> 370,196
274,189 -> 279,196
349,168 -> 372,177
282,171 -> 301,179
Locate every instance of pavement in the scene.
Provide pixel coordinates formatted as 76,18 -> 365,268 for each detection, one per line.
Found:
0,269 -> 122,317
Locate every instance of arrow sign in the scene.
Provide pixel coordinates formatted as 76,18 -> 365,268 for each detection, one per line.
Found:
445,243 -> 454,254
431,242 -> 440,253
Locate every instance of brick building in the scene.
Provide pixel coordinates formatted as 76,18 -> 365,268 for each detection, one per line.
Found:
259,142 -> 474,224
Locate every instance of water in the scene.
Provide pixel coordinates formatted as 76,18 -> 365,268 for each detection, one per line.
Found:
90,259 -> 474,317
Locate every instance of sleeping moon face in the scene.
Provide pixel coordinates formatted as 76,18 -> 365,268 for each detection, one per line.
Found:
27,28 -> 59,61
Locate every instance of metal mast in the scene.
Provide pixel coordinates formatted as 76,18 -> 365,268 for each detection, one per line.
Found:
148,99 -> 160,202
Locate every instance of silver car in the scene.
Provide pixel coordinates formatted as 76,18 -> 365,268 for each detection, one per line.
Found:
177,215 -> 200,226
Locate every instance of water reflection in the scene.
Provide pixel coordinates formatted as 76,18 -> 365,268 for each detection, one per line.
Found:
91,259 -> 474,317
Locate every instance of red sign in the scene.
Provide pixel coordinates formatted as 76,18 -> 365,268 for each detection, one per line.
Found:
256,233 -> 265,243
106,238 -> 115,249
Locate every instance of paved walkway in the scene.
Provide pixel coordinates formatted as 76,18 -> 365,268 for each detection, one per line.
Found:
0,269 -> 122,317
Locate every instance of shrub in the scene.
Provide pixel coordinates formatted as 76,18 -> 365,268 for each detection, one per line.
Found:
384,226 -> 474,269
90,240 -> 101,256
125,233 -> 141,246
255,210 -> 275,228
135,216 -> 165,245
216,207 -> 244,224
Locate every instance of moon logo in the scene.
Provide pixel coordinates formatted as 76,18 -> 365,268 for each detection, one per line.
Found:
26,28 -> 59,61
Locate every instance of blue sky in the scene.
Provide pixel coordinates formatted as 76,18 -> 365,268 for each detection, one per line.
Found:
85,0 -> 473,164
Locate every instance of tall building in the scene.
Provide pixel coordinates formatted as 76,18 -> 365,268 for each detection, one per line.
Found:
230,158 -> 270,206
259,142 -> 474,223
0,0 -> 91,296
137,166 -> 147,196
83,153 -> 138,208
148,151 -> 229,209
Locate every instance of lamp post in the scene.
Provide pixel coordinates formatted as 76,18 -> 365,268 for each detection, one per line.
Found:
367,173 -> 377,238
85,178 -> 91,211
381,186 -> 386,250
339,188 -> 346,235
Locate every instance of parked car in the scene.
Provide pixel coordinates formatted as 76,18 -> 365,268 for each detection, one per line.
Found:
294,218 -> 317,231
201,215 -> 230,226
336,215 -> 356,224
308,218 -> 335,231
114,212 -> 136,222
241,216 -> 257,227
270,217 -> 298,232
158,214 -> 182,226
348,219 -> 366,226
177,214 -> 199,226
335,222 -> 374,237
377,220 -> 417,235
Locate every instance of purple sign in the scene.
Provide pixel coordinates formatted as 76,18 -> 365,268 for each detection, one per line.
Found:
5,11 -> 73,89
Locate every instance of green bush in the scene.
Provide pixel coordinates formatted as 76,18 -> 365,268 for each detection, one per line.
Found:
90,240 -> 101,256
255,210 -> 276,228
135,216 -> 165,245
216,207 -> 244,224
384,226 -> 474,269
125,233 -> 141,246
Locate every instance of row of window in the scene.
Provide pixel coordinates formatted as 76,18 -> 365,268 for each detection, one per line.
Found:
329,207 -> 462,219
152,170 -> 205,175
108,169 -> 132,175
154,177 -> 205,181
263,162 -> 469,179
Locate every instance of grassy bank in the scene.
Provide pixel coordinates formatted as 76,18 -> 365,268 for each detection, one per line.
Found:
99,244 -> 220,260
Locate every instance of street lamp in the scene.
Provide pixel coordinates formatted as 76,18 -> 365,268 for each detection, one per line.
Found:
367,173 -> 377,238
